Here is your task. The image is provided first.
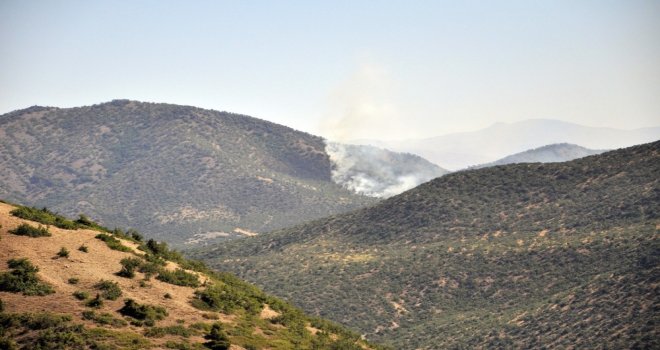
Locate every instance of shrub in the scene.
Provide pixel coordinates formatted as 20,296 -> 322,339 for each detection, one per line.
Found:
85,294 -> 104,308
67,277 -> 79,285
117,257 -> 142,278
82,310 -> 127,327
95,234 -> 131,252
204,323 -> 230,350
118,299 -> 168,324
9,223 -> 51,237
0,298 -> 4,312
10,206 -> 77,230
164,293 -> 172,299
73,291 -> 89,300
94,280 -> 122,300
78,245 -> 88,253
128,229 -> 144,242
156,269 -> 200,287
192,283 -> 261,314
57,247 -> 70,258
0,258 -> 55,296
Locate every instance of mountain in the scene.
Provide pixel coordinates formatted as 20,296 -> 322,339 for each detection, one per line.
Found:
326,143 -> 448,198
472,143 -> 606,169
0,201 -> 384,349
190,141 -> 660,349
0,100 -> 380,246
355,119 -> 660,170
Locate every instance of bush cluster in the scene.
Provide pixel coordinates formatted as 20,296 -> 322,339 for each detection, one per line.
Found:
9,223 -> 51,237
0,258 -> 54,296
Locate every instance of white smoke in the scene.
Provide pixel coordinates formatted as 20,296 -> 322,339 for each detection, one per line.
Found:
326,142 -> 448,198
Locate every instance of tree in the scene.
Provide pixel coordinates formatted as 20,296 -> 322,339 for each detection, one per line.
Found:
204,323 -> 230,350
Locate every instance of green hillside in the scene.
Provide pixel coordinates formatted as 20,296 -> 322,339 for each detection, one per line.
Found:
191,141 -> 660,348
0,100 -> 376,246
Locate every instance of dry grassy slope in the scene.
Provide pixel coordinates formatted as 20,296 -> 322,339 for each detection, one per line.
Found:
0,202 -> 378,350
0,202 -> 214,347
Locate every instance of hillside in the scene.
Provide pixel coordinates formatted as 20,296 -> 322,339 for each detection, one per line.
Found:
191,141 -> 660,349
472,143 -> 605,169
0,201 -> 384,349
0,100 -> 377,246
355,119 -> 660,169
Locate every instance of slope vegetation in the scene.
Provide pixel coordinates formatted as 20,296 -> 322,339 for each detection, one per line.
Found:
0,201 -> 385,349
0,100 -> 376,246
192,141 -> 659,349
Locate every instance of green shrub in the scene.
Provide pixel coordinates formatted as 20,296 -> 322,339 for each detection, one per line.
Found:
164,293 -> 172,299
192,283 -> 262,314
67,277 -> 79,285
0,258 -> 55,296
95,234 -> 132,252
94,280 -> 122,300
9,223 -> 51,237
156,269 -> 200,287
204,323 -> 230,350
118,299 -> 168,324
73,291 -> 89,300
57,247 -> 70,258
85,294 -> 104,308
128,229 -> 144,242
117,257 -> 142,278
82,310 -> 127,327
10,206 -> 77,230
78,245 -> 89,253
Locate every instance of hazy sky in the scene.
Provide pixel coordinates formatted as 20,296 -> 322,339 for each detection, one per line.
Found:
1,1 -> 659,140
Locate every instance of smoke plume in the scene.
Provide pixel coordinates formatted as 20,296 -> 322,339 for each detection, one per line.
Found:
325,142 -> 448,198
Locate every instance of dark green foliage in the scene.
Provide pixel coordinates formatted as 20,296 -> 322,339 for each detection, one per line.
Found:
95,233 -> 131,252
156,269 -> 200,287
0,298 -> 4,313
164,293 -> 172,299
192,283 -> 261,315
204,323 -> 230,350
73,291 -> 89,300
117,257 -> 142,278
10,206 -> 77,230
85,294 -> 104,308
0,258 -> 54,296
118,299 -> 168,325
9,223 -> 50,237
128,229 -> 144,242
67,277 -> 79,284
94,280 -> 122,300
78,245 -> 89,253
57,247 -> 70,258
192,142 -> 660,349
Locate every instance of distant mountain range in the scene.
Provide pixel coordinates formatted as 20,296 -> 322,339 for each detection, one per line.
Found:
471,143 -> 606,169
191,141 -> 659,349
354,119 -> 660,170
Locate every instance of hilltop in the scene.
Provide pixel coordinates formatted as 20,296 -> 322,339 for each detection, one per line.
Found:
472,143 -> 605,169
191,141 -> 659,348
0,201 -> 384,349
0,100 -> 379,246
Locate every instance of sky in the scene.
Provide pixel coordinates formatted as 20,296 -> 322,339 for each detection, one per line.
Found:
1,0 -> 659,141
